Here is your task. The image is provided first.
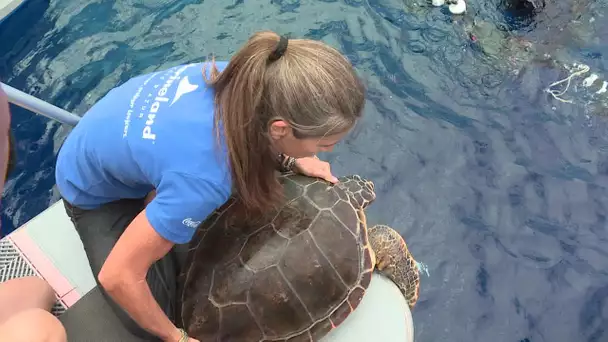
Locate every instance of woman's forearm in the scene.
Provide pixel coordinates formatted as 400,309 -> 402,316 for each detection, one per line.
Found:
101,275 -> 182,342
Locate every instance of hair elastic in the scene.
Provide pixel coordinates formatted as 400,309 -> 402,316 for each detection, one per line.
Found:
268,36 -> 289,62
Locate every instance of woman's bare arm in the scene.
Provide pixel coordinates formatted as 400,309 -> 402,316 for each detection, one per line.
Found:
97,209 -> 182,342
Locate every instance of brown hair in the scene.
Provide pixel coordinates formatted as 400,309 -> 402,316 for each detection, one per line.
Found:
203,30 -> 365,215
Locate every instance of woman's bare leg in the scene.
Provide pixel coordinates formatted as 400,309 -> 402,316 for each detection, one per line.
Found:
0,276 -> 56,324
0,308 -> 67,342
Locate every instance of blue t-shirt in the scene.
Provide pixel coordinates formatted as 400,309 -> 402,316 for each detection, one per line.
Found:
55,62 -> 232,244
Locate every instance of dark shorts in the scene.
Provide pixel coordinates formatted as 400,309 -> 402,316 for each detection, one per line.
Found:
62,197 -> 188,341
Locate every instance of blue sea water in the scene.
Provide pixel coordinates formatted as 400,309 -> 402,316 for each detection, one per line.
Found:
1,0 -> 608,341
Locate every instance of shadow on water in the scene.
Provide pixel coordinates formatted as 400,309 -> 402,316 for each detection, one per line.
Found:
1,0 -> 608,340
0,0 -> 53,235
0,0 -> 49,65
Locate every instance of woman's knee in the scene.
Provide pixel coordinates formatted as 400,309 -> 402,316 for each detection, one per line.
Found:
0,308 -> 67,342
16,276 -> 56,306
0,276 -> 56,321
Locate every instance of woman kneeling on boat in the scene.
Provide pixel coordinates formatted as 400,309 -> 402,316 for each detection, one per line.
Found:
55,30 -> 365,342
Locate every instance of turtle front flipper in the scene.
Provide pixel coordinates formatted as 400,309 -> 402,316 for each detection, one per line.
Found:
367,225 -> 420,309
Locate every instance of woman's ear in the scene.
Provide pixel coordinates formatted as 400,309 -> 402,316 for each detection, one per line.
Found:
268,120 -> 290,141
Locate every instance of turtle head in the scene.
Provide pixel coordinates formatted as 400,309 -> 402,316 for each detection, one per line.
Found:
337,175 -> 376,210
465,19 -> 507,56
465,19 -> 534,63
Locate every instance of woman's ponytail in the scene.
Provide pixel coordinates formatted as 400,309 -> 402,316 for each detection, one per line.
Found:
204,30 -> 365,216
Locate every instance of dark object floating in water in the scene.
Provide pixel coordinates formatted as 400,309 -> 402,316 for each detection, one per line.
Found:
505,0 -> 545,18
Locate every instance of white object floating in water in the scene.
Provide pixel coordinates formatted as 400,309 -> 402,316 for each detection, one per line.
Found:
432,0 -> 445,6
596,81 -> 607,94
449,0 -> 466,14
582,73 -> 599,87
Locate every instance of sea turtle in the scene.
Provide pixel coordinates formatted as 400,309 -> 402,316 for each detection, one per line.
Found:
463,18 -> 544,74
457,0 -> 599,74
458,15 -> 608,114
177,173 -> 420,341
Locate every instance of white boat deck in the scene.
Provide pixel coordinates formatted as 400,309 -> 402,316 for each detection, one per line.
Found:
0,201 -> 96,315
3,201 -> 96,301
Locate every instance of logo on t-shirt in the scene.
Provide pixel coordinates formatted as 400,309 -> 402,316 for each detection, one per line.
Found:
122,64 -> 201,142
182,217 -> 202,229
171,77 -> 199,106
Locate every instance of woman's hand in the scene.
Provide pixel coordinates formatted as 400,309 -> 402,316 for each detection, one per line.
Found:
293,156 -> 339,184
165,328 -> 200,342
